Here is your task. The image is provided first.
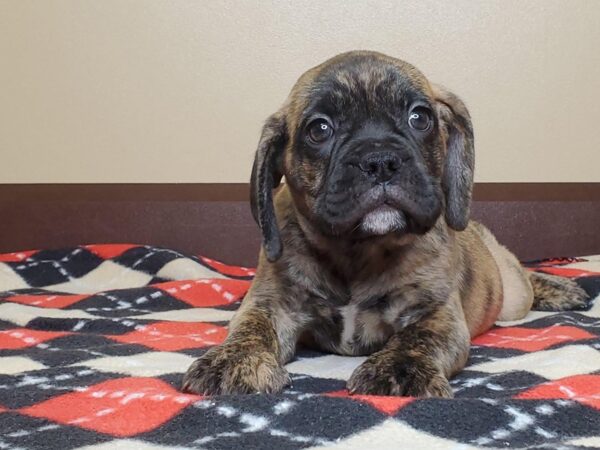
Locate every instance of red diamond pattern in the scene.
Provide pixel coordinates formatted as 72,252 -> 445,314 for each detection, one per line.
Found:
516,375 -> 600,410
537,267 -> 600,278
201,256 -> 256,277
0,249 -> 37,262
156,279 -> 250,307
6,293 -> 89,309
109,321 -> 228,351
84,244 -> 138,260
472,325 -> 595,352
0,328 -> 71,350
19,377 -> 201,437
325,390 -> 414,415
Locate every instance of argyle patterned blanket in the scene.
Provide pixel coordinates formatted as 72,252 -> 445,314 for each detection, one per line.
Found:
0,244 -> 599,450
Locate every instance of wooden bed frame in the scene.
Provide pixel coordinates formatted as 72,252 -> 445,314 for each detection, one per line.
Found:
1,183 -> 598,266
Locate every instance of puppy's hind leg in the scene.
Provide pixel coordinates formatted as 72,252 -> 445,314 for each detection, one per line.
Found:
529,271 -> 589,311
476,223 -> 535,321
474,222 -> 590,319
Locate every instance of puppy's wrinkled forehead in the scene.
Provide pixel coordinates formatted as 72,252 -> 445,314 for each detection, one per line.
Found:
288,51 -> 432,126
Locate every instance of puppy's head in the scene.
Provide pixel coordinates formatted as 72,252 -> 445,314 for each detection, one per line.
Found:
251,51 -> 474,261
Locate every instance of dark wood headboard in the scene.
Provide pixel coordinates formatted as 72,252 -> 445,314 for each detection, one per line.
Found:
1,183 -> 598,266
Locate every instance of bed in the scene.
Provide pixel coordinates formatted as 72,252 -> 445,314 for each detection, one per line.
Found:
0,244 -> 599,449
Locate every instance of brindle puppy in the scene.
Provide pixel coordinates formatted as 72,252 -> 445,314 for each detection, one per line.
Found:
183,51 -> 588,397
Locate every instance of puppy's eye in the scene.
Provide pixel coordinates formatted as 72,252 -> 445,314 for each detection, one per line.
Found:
408,107 -> 432,132
307,119 -> 334,144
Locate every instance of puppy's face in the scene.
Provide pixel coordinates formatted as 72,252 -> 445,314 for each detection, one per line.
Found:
251,51 -> 474,261
285,53 -> 445,238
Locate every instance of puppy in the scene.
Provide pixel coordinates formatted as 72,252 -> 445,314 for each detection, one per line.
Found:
183,51 -> 588,397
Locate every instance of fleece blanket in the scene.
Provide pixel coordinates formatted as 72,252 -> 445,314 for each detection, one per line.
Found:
0,244 -> 599,450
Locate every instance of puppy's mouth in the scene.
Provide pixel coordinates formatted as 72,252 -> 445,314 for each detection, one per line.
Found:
314,181 -> 442,238
350,184 -> 442,237
324,185 -> 441,238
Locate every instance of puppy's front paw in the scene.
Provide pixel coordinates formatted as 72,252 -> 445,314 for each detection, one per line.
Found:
347,355 -> 453,398
182,345 -> 290,395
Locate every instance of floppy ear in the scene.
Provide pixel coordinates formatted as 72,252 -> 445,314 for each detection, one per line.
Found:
432,84 -> 475,231
250,113 -> 288,262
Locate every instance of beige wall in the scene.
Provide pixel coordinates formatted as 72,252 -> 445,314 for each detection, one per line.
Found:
1,0 -> 599,183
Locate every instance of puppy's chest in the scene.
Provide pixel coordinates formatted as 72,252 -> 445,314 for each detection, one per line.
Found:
337,303 -> 394,355
308,293 -> 405,356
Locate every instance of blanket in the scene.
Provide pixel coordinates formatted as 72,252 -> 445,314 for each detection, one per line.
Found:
0,244 -> 599,449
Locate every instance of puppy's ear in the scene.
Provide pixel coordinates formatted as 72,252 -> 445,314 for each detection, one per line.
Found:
250,112 -> 288,262
432,84 -> 475,231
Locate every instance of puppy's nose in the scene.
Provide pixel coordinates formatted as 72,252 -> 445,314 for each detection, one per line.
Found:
358,151 -> 401,183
